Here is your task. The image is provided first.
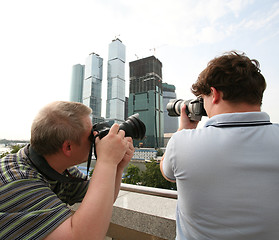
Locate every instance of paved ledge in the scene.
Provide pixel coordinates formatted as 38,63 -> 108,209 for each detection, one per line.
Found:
71,184 -> 177,239
109,188 -> 177,239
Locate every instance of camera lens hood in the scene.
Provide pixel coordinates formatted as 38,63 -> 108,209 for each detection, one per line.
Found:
119,113 -> 146,140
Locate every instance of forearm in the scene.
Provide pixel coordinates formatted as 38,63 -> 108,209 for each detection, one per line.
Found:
71,160 -> 117,239
114,166 -> 125,201
113,137 -> 134,201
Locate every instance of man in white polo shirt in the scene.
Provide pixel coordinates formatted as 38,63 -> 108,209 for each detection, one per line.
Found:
161,51 -> 279,240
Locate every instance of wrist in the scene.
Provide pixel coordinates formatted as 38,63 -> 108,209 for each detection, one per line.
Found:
95,158 -> 119,170
117,162 -> 126,172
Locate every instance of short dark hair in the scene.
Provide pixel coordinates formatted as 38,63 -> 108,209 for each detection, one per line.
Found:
191,51 -> 266,105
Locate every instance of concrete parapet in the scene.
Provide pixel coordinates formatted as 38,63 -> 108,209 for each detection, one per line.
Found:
71,184 -> 177,239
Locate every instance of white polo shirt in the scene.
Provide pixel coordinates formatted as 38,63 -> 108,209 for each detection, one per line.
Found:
163,112 -> 279,240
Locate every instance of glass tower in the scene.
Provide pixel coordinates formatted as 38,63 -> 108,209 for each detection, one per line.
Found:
70,64 -> 84,103
106,39 -> 126,123
83,53 -> 104,124
128,56 -> 164,148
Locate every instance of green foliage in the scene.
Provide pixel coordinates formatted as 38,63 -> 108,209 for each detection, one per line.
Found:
141,159 -> 177,190
122,164 -> 141,185
10,145 -> 22,153
156,148 -> 164,157
89,168 -> 94,177
122,160 -> 177,190
0,151 -> 9,158
0,144 -> 22,158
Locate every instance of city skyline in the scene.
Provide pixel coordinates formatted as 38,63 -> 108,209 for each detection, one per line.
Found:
69,43 -> 177,148
1,0 -> 279,140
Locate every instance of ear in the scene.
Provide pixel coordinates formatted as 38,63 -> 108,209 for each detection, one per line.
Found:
210,87 -> 221,104
62,141 -> 72,157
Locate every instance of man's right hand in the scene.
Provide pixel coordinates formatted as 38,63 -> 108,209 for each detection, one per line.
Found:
94,123 -> 129,166
178,104 -> 199,131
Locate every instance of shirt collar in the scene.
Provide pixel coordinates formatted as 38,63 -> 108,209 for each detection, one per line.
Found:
204,112 -> 271,128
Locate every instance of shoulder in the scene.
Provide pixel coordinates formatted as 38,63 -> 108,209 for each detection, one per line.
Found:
67,166 -> 88,180
171,127 -> 211,143
0,145 -> 47,186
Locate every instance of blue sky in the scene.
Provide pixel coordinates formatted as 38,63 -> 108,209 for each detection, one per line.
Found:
0,0 -> 279,140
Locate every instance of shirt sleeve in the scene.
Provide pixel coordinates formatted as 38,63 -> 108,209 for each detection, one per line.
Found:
162,136 -> 176,181
0,178 -> 72,240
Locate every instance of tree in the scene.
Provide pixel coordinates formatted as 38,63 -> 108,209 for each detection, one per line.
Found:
141,159 -> 177,190
121,161 -> 177,190
156,148 -> 164,157
122,164 -> 141,185
10,145 -> 22,153
0,144 -> 22,158
0,151 -> 9,158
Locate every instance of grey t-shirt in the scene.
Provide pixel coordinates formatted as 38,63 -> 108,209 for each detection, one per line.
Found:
163,112 -> 279,240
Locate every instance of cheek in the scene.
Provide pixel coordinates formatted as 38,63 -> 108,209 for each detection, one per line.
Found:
85,142 -> 92,156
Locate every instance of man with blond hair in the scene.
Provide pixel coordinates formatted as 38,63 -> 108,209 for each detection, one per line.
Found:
161,51 -> 279,239
0,101 -> 134,239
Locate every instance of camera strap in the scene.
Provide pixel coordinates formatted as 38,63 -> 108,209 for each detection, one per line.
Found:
86,133 -> 100,179
28,146 -> 85,182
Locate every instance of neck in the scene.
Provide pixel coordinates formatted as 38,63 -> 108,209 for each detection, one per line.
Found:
209,101 -> 261,118
44,153 -> 68,174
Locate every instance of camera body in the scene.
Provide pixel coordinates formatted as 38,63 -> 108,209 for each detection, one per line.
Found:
91,113 -> 146,140
166,98 -> 207,121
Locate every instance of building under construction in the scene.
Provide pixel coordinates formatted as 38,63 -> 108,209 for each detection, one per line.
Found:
128,56 -> 164,148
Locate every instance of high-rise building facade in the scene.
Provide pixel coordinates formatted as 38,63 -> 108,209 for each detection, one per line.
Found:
128,56 -> 164,148
106,39 -> 126,123
162,82 -> 178,133
70,64 -> 84,103
83,53 -> 104,124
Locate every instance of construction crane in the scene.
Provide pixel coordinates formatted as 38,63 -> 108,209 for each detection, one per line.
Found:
149,44 -> 167,56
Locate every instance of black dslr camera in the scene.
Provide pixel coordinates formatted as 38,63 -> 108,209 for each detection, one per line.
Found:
166,97 -> 207,121
90,113 -> 146,140
86,113 -> 146,177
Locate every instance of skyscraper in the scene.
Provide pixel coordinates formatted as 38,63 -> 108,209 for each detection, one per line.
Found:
128,56 -> 164,148
83,52 -> 104,124
162,82 -> 178,133
106,39 -> 126,123
70,64 -> 84,103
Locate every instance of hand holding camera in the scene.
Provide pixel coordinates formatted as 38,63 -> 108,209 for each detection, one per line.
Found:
94,123 -> 131,167
178,104 -> 200,130
118,137 -> 134,170
85,114 -> 145,176
167,97 -> 207,121
167,97 -> 207,130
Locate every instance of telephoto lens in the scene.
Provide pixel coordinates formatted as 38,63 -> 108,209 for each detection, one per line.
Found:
119,113 -> 146,140
166,98 -> 207,121
91,113 -> 146,140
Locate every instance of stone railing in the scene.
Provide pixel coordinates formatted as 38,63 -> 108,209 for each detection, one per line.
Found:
71,183 -> 177,240
107,183 -> 177,240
